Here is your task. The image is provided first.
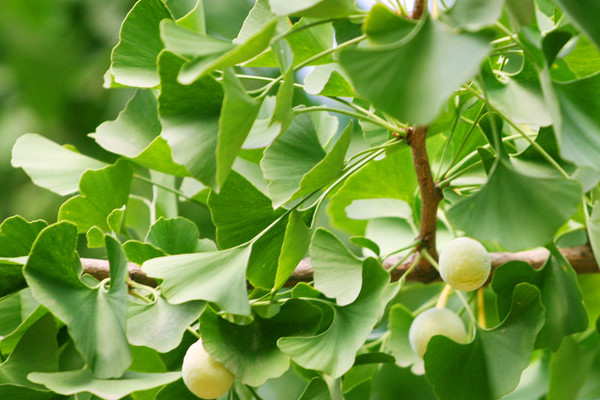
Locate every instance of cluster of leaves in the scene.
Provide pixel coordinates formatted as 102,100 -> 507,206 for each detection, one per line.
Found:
1,0 -> 600,399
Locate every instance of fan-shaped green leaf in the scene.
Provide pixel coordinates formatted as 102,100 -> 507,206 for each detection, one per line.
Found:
28,370 -> 181,400
269,0 -> 359,18
340,17 -> 492,125
447,158 -> 581,251
158,51 -> 223,188
278,258 -> 397,377
91,90 -> 188,176
200,300 -> 321,386
0,313 -> 58,390
110,0 -> 173,87
127,297 -> 205,353
442,0 -> 504,31
550,72 -> 600,170
178,20 -> 277,84
11,134 -> 106,196
327,147 -> 417,235
142,246 -> 252,315
23,224 -> 131,378
160,20 -> 233,57
310,228 -> 363,306
145,217 -> 202,255
424,284 -> 544,400
492,248 -> 588,350
58,160 -> 133,234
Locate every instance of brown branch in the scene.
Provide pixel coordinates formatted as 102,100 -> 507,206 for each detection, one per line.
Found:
406,126 -> 442,282
411,0 -> 427,19
82,245 -> 599,289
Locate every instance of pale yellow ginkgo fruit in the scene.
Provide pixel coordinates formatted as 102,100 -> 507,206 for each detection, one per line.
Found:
182,338 -> 235,399
439,237 -> 491,292
408,307 -> 467,359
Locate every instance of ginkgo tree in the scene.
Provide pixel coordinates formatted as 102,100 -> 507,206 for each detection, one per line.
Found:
2,0 -> 600,399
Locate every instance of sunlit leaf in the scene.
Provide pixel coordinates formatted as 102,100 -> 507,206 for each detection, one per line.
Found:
110,0 -> 173,87
178,20 -> 277,84
442,0 -> 503,31
327,148 -> 417,234
127,297 -> 205,353
58,160 -> 133,234
91,90 -> 188,176
309,228 -> 363,306
142,246 -> 252,315
11,134 -> 106,196
28,370 -> 181,400
269,0 -> 359,18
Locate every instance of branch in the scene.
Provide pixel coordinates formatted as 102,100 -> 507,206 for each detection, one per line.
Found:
81,245 -> 599,289
412,0 -> 427,19
406,126 -> 443,282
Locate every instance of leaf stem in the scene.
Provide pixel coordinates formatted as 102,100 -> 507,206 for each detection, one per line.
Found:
246,385 -> 266,400
462,85 -> 570,179
294,106 -> 401,132
133,174 -> 200,204
436,284 -> 452,308
477,288 -> 487,329
186,326 -> 201,339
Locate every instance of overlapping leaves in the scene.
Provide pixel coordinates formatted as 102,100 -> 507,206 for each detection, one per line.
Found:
23,223 -> 131,378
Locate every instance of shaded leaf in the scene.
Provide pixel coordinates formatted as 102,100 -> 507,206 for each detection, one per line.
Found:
58,159 -> 134,234
262,114 -> 351,208
216,69 -> 263,188
492,248 -> 588,350
425,284 -> 544,400
551,0 -> 600,50
142,246 -> 252,315
28,370 -> 181,400
340,17 -> 492,125
209,170 -> 284,249
587,200 -> 600,270
551,72 -> 600,170
447,158 -> 581,251
0,313 -> 58,390
123,241 -> 166,265
158,51 -> 223,188
363,4 -> 418,45
200,299 -> 321,386
278,258 -> 396,377
11,134 -> 106,196
110,0 -> 173,87
370,364 -> 437,400
23,224 -> 131,378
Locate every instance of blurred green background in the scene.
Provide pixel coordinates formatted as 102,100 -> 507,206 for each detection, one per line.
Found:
0,0 -> 254,223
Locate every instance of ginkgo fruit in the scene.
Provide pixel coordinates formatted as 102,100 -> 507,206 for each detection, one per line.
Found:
408,307 -> 467,359
438,237 -> 491,291
182,338 -> 235,399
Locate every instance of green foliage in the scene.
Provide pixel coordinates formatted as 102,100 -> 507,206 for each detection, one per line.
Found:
3,0 -> 600,398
